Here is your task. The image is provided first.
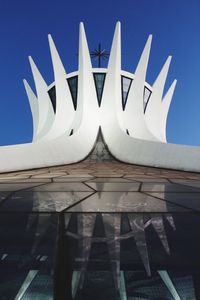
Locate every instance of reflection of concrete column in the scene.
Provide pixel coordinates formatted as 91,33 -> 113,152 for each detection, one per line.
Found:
119,271 -> 127,300
14,270 -> 38,300
128,214 -> 151,276
77,213 -> 96,289
150,214 -> 170,254
158,270 -> 181,300
193,274 -> 200,300
54,213 -> 72,300
102,213 -> 121,290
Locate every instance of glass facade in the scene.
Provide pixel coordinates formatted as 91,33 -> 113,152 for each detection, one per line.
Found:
48,86 -> 56,112
0,211 -> 199,299
143,86 -> 152,113
67,76 -> 78,110
48,76 -> 78,112
48,74 -> 152,114
93,73 -> 106,106
121,76 -> 133,110
0,164 -> 200,298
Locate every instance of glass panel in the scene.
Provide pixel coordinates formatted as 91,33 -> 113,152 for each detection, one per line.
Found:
121,76 -> 132,110
48,86 -> 56,113
93,73 -> 106,106
143,86 -> 152,113
1,166 -> 200,298
48,76 -> 78,112
0,213 -> 56,299
67,76 -> 78,110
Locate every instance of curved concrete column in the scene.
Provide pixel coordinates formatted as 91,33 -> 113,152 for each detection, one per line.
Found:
160,79 -> 177,142
124,35 -> 158,141
42,35 -> 75,140
0,21 -> 200,173
28,57 -> 55,140
101,22 -> 125,131
23,79 -> 39,142
145,56 -> 172,142
72,22 -> 99,133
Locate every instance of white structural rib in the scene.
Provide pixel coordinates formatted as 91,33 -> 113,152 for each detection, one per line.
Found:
1,22 -> 200,173
42,35 -> 75,140
101,23 -> 200,173
23,79 -> 39,142
100,21 -> 124,130
160,79 -> 177,142
28,57 -> 54,140
124,35 -> 158,141
145,56 -> 172,142
73,22 -> 99,132
0,22 -> 99,172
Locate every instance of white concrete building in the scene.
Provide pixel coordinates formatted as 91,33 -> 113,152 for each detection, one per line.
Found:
0,22 -> 200,172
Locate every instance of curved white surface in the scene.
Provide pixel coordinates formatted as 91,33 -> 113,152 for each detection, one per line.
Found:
145,56 -> 173,142
23,79 -> 39,141
42,35 -> 75,140
160,79 -> 177,142
28,57 -> 55,141
124,34 -> 158,141
0,22 -> 200,173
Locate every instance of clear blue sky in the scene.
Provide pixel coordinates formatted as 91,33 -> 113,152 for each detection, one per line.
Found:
0,0 -> 200,146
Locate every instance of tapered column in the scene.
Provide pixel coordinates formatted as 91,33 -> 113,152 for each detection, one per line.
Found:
23,79 -> 39,141
145,56 -> 173,141
29,57 -> 54,140
72,22 -> 99,132
160,79 -> 177,142
43,35 -> 75,140
101,22 -> 124,130
124,35 -> 158,141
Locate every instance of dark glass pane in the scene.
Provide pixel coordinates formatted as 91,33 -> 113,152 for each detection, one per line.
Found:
67,76 -> 78,110
121,76 -> 132,110
48,86 -> 56,113
143,86 -> 152,113
93,73 -> 106,106
48,76 -> 78,112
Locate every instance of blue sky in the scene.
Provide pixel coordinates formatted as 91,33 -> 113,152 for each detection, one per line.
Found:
0,0 -> 200,146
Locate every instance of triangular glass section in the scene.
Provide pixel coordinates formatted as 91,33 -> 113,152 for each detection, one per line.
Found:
67,76 -> 78,110
121,76 -> 132,110
48,86 -> 56,112
93,73 -> 106,106
143,86 -> 152,113
86,128 -> 115,162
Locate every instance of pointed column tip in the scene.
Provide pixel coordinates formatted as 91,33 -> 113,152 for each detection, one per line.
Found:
115,21 -> 121,30
167,55 -> 172,61
79,22 -> 85,35
148,34 -> 153,40
28,56 -> 37,69
171,78 -> 177,88
28,55 -> 33,63
79,22 -> 84,28
48,34 -> 54,46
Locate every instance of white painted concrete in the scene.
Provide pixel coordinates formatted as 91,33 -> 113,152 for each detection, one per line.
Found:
0,22 -> 200,173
